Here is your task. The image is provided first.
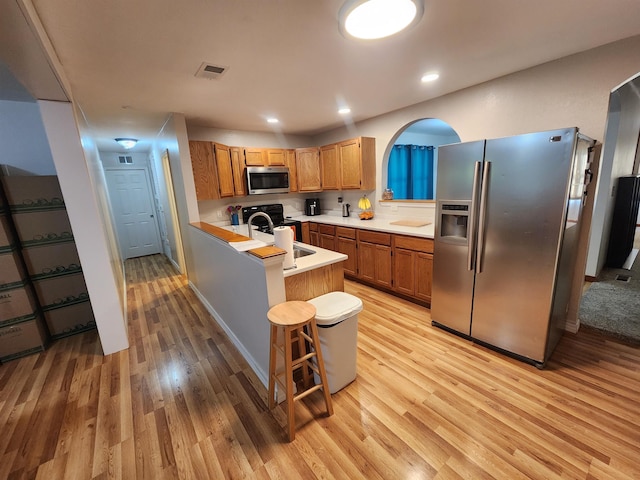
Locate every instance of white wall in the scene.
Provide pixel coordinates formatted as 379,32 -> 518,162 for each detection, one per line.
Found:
0,99 -> 55,174
39,100 -> 128,355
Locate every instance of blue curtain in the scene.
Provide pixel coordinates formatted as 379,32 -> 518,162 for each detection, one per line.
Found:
388,145 -> 434,199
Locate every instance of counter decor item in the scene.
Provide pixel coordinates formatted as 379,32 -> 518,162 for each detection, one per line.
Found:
227,205 -> 242,225
358,195 -> 374,220
382,188 -> 394,200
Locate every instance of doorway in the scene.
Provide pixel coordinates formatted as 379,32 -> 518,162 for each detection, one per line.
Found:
105,168 -> 163,259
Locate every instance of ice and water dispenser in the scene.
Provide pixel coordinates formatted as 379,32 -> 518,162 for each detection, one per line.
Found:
437,201 -> 470,244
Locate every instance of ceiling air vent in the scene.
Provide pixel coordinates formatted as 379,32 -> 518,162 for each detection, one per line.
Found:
118,155 -> 133,164
195,62 -> 228,80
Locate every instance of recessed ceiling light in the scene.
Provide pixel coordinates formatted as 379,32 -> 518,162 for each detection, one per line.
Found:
421,72 -> 440,83
339,0 -> 424,40
267,118 -> 279,124
338,107 -> 351,115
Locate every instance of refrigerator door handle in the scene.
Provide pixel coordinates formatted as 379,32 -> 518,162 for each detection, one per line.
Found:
467,161 -> 482,271
476,161 -> 491,273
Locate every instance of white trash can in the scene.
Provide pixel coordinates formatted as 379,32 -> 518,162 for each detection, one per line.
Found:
307,291 -> 363,394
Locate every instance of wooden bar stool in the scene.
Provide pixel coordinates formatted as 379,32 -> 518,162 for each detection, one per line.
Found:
267,301 -> 333,441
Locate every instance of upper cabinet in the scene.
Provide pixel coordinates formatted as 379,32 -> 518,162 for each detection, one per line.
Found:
189,141 -> 220,200
285,149 -> 298,192
213,143 -> 235,198
266,149 -> 286,166
189,136 -> 375,198
339,137 -> 375,190
230,147 -> 247,196
319,136 -> 375,190
244,148 -> 267,166
296,147 -> 322,192
320,143 -> 340,190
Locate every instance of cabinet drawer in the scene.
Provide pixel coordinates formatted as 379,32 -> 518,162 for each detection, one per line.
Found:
336,226 -> 356,239
359,230 -> 391,246
394,235 -> 434,253
309,222 -> 318,232
318,224 -> 336,235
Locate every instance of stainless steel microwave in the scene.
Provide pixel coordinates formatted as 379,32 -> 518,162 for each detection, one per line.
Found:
246,166 -> 290,195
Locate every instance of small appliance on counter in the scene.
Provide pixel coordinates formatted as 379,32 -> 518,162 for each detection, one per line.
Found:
342,203 -> 350,217
241,204 -> 302,241
305,198 -> 321,216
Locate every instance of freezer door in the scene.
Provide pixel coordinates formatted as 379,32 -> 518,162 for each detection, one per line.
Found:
470,128 -> 577,362
431,140 -> 485,335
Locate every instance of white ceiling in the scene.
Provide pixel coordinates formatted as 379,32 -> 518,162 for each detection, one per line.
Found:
5,0 -> 640,152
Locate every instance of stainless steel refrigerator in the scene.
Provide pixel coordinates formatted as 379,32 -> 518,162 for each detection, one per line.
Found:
431,128 -> 595,367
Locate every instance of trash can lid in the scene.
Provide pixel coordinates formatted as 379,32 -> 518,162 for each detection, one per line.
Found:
307,292 -> 363,326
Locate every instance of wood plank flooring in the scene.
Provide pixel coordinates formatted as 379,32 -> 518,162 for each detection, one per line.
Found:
1,253 -> 639,479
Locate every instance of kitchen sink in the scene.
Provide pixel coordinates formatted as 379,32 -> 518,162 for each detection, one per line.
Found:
292,245 -> 315,258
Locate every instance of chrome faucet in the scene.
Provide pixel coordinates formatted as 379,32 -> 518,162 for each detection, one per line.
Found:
247,212 -> 274,239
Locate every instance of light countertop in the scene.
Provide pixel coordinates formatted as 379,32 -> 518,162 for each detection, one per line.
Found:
290,214 -> 435,239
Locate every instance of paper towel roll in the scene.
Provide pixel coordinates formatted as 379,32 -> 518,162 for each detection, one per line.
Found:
274,226 -> 295,270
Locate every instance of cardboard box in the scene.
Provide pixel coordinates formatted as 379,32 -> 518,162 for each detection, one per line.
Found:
0,249 -> 27,288
12,209 -> 73,247
0,317 -> 48,363
33,272 -> 89,309
43,301 -> 95,339
0,284 -> 38,326
0,214 -> 16,252
0,175 -> 64,212
22,241 -> 81,280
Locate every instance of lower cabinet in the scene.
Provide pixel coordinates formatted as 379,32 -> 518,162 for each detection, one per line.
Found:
357,230 -> 392,289
302,221 -> 433,305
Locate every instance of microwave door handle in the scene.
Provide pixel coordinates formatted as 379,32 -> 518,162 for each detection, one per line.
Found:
467,161 -> 482,271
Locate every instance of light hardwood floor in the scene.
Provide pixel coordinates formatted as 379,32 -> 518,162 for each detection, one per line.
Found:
1,254 -> 639,479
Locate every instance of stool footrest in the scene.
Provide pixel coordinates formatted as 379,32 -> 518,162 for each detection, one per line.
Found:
293,383 -> 324,402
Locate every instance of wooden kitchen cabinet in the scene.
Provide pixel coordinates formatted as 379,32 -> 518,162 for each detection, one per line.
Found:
308,222 -> 319,247
301,221 -> 310,244
296,147 -> 322,192
213,143 -> 235,197
339,137 -> 375,190
189,140 -> 220,200
266,149 -> 286,166
230,146 -> 247,196
336,226 -> 357,277
393,235 -> 434,303
285,149 -> 298,192
318,224 -> 336,251
320,143 -> 340,190
244,147 -> 267,166
358,230 -> 392,288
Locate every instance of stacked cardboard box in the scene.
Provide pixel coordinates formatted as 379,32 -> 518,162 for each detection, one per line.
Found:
0,211 -> 48,363
1,175 -> 96,341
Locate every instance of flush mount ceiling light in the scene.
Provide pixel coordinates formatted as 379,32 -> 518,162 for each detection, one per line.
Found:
339,0 -> 424,40
115,138 -> 138,149
338,107 -> 351,115
266,118 -> 279,124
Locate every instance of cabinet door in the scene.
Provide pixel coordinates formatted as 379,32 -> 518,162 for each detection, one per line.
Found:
213,143 -> 235,197
285,149 -> 298,192
358,241 -> 377,282
310,231 -> 319,247
320,143 -> 340,190
394,248 -> 415,296
336,236 -> 357,276
266,149 -> 286,166
244,148 -> 266,166
230,147 -> 247,196
375,244 -> 393,288
189,141 -> 220,200
301,222 -> 310,244
296,147 -> 322,192
339,138 -> 361,189
415,252 -> 433,302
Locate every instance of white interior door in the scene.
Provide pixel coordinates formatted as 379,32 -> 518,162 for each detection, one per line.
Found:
106,168 -> 162,259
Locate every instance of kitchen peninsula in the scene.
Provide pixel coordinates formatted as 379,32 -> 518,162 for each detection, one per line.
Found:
187,221 -> 346,387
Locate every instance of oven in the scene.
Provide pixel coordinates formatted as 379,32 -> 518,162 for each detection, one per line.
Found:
241,204 -> 302,241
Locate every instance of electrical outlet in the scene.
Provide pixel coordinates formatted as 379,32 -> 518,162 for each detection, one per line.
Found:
391,204 -> 398,212
217,210 -> 223,218
338,196 -> 343,203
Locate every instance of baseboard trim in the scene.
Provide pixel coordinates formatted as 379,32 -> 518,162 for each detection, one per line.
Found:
585,275 -> 598,282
